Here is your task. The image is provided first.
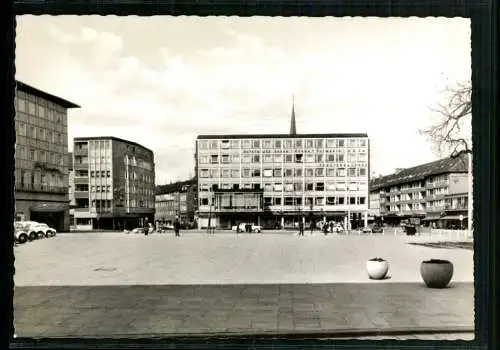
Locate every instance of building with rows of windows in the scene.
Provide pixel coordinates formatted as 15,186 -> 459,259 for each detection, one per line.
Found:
155,178 -> 197,226
14,81 -> 80,232
369,154 -> 470,229
195,133 -> 370,230
71,136 -> 155,230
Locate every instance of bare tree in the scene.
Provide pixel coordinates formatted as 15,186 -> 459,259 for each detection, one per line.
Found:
420,80 -> 472,159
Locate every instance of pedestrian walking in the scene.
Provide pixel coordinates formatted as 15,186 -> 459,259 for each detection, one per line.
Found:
310,220 -> 315,235
174,216 -> 181,237
298,220 -> 304,236
143,219 -> 149,236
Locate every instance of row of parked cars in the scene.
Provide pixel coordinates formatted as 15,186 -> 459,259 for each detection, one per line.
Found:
14,221 -> 57,244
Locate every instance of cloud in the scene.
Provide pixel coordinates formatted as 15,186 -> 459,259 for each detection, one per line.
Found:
15,16 -> 471,183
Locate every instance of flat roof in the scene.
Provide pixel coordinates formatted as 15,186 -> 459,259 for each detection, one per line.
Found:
73,136 -> 153,155
197,133 -> 368,140
16,81 -> 80,109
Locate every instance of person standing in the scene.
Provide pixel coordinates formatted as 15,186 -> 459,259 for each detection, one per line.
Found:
310,219 -> 315,235
174,216 -> 181,237
144,218 -> 149,236
298,219 -> 304,236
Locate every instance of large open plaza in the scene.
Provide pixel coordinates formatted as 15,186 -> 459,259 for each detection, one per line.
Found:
14,231 -> 474,339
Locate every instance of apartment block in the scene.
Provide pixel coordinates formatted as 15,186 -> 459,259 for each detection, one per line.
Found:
14,81 -> 80,231
369,154 -> 469,228
195,133 -> 370,230
155,178 -> 197,226
72,136 -> 155,230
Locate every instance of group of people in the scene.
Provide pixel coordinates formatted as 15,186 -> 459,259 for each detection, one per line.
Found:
143,217 -> 181,237
298,220 -> 343,236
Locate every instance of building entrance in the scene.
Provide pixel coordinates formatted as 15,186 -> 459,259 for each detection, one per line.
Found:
30,210 -> 64,232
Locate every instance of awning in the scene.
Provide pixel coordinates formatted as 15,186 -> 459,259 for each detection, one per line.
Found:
422,216 -> 441,221
31,203 -> 69,213
441,215 -> 467,220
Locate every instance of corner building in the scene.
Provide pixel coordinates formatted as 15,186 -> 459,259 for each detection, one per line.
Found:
196,134 -> 370,230
14,81 -> 80,232
72,137 -> 155,230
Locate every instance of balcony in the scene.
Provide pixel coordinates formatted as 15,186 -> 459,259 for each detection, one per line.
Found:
445,204 -> 468,211
16,182 -> 67,194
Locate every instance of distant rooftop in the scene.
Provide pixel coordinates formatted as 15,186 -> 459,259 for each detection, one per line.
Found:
16,81 -> 80,109
156,178 -> 196,195
74,136 -> 153,155
370,154 -> 469,191
197,133 -> 368,139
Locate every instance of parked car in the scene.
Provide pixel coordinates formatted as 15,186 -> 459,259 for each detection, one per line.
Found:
371,224 -> 384,233
131,227 -> 146,234
13,224 -> 29,244
360,227 -> 372,234
231,223 -> 262,233
17,221 -> 57,240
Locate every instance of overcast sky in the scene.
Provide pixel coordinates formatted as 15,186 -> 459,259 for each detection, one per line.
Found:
15,16 -> 471,184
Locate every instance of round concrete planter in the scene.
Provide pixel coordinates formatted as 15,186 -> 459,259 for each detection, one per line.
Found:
420,259 -> 454,288
366,258 -> 389,280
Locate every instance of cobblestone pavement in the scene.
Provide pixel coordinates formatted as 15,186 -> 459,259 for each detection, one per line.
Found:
14,232 -> 474,286
13,233 -> 474,340
14,283 -> 474,338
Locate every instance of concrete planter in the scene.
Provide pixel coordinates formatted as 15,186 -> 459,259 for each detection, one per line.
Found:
366,258 -> 389,280
420,259 -> 454,288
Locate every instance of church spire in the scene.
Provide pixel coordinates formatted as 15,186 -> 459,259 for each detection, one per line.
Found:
290,95 -> 297,135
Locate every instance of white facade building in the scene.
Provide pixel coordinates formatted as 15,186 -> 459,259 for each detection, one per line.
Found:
195,133 -> 370,230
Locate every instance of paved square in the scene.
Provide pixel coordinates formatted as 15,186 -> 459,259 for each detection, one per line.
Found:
13,232 -> 474,339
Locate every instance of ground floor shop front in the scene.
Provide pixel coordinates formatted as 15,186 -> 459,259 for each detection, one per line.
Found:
71,212 -> 155,231
15,193 -> 70,232
197,210 -> 369,230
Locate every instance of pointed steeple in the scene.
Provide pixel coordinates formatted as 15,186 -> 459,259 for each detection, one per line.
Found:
290,95 -> 297,135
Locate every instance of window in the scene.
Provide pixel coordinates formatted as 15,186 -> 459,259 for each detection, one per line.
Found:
242,168 -> 251,178
338,139 -> 345,147
349,197 -> 356,205
274,197 -> 282,205
264,197 -> 273,205
252,169 -> 261,177
231,169 -> 240,178
40,151 -> 46,162
337,197 -> 345,205
294,183 -> 303,191
210,155 -> 218,164
221,154 -> 230,163
101,171 -> 106,177
316,183 -> 325,191
231,140 -> 240,149
315,154 -> 324,163
252,140 -> 260,149
326,139 -> 336,148
221,140 -> 230,149
284,197 -> 294,206
315,139 -> 324,148
326,168 -> 335,177
252,155 -> 260,163
305,154 -> 315,163
274,154 -> 283,163
285,154 -> 293,163
294,168 -> 303,177
264,183 -> 273,191
348,168 -> 356,177
17,99 -> 26,112
29,149 -> 35,161
210,169 -> 219,178
221,169 -> 230,178
28,102 -> 36,115
348,139 -> 357,147
337,154 -> 345,162
326,197 -> 336,205
284,168 -> 293,177
305,168 -> 314,177
242,155 -> 252,163
242,140 -> 251,149
326,182 -> 336,191
273,168 -> 282,177
107,170 -> 111,177
284,139 -> 293,149
336,168 -> 346,177
274,183 -> 283,191
274,140 -> 282,148
305,140 -> 314,148
358,168 -> 367,176
200,169 -> 209,178
358,153 -> 368,162
315,168 -> 324,177
359,139 -> 367,147
17,122 -> 26,136
263,169 -> 273,177
295,139 -> 303,148
295,154 -> 303,163
284,183 -> 294,192
232,153 -> 240,163
201,198 -> 209,205
264,154 -> 273,163
315,197 -> 324,206
199,140 -> 209,149
263,140 -> 272,148
209,140 -> 218,149
306,183 -> 314,191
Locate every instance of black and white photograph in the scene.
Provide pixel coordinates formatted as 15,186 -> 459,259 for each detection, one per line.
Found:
13,15 -> 473,340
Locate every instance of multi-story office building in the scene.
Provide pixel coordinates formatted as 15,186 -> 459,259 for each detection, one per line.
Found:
369,154 -> 469,228
155,179 -> 197,226
72,136 -> 155,230
195,133 -> 370,230
14,81 -> 80,231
